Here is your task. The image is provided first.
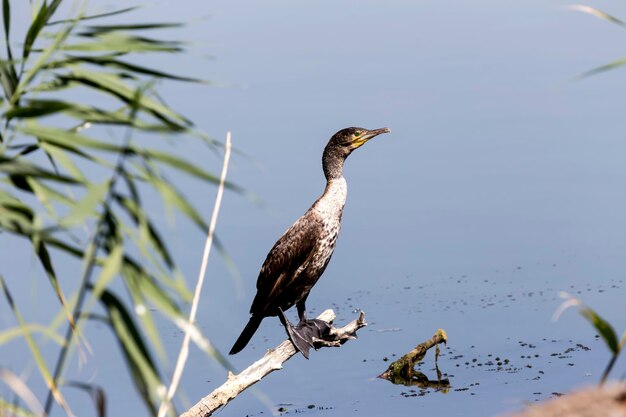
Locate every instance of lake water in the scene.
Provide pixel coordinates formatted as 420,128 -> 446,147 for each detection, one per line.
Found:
2,1 -> 626,416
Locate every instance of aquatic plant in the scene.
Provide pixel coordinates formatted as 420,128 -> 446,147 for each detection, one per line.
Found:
0,1 -> 232,416
563,4 -> 626,384
568,4 -> 626,78
555,293 -> 626,384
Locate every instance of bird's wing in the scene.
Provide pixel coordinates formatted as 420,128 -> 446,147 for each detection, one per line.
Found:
250,211 -> 322,315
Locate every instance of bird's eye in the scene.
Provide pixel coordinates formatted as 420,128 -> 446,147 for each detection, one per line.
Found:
353,132 -> 361,138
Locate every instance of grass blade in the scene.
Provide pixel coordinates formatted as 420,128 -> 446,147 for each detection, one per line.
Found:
0,369 -> 45,417
2,0 -> 10,42
121,262 -> 169,361
82,22 -> 182,34
580,306 -> 619,354
63,32 -> 184,53
151,174 -> 208,231
567,5 -> 626,28
0,276 -> 76,417
5,99 -> 74,119
122,257 -> 186,317
59,67 -> 191,126
0,323 -> 65,345
145,149 -> 222,184
90,243 -> 123,301
47,6 -> 140,26
18,122 -> 127,152
59,180 -> 108,228
576,56 -> 626,80
0,155 -> 81,183
0,398 -> 41,417
64,382 -> 106,417
22,2 -> 49,62
39,142 -> 89,182
1,0 -> 18,99
0,58 -> 17,99
31,238 -> 79,337
47,55 -> 207,83
114,192 -> 174,268
26,178 -> 64,215
95,288 -> 162,415
13,11 -> 78,105
0,189 -> 36,233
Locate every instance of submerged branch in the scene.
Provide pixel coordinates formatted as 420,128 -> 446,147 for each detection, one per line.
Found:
180,309 -> 366,417
378,329 -> 448,386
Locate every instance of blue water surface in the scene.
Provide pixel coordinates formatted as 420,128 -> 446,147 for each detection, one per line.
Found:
2,1 -> 626,416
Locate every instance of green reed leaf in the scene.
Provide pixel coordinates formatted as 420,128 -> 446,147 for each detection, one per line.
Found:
580,306 -> 619,354
95,288 -> 161,415
59,180 -> 108,228
0,155 -> 80,183
62,32 -> 183,53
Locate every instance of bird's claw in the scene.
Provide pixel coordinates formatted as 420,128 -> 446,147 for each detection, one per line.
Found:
284,318 -> 334,359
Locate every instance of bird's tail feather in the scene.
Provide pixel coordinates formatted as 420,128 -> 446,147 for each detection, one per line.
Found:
229,316 -> 263,355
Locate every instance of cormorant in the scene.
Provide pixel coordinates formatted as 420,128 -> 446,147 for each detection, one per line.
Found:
229,127 -> 390,358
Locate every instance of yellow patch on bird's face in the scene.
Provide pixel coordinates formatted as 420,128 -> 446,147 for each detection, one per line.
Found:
349,131 -> 368,149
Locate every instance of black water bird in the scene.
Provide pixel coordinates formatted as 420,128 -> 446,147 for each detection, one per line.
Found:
229,127 -> 390,358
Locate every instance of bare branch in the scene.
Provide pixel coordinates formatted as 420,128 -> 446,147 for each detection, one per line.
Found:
180,309 -> 367,417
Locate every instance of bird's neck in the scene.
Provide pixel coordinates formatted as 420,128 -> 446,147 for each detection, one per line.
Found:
322,144 -> 347,181
313,177 -> 347,217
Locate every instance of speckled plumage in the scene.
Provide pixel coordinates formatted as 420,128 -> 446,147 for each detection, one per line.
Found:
230,127 -> 389,356
250,177 -> 347,316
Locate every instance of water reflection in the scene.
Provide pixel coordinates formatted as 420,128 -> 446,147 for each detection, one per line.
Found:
378,329 -> 450,390
382,368 -> 451,391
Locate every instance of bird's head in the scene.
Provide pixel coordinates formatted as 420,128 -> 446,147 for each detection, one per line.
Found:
330,127 -> 391,153
322,126 -> 390,179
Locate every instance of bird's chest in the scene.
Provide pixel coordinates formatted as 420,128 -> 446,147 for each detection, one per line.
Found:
310,218 -> 341,271
314,178 -> 347,219
307,179 -> 347,273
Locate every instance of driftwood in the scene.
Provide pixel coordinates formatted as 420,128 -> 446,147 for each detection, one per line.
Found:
180,309 -> 367,417
503,384 -> 626,417
378,329 -> 448,387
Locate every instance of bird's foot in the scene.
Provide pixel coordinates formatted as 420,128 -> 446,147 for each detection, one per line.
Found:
282,319 -> 333,359
294,319 -> 333,358
284,321 -> 312,359
295,319 -> 332,342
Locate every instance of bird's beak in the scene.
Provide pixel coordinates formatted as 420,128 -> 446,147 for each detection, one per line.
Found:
352,127 -> 391,149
